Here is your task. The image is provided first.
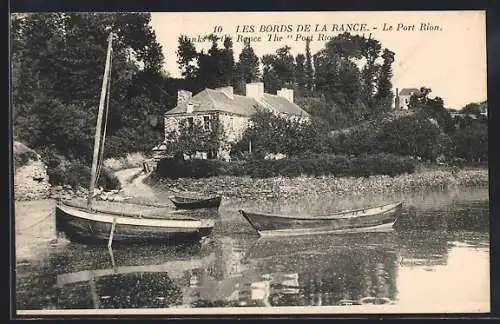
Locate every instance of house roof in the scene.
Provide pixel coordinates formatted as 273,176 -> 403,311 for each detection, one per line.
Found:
165,89 -> 262,116
261,94 -> 310,117
399,88 -> 421,96
165,88 -> 309,117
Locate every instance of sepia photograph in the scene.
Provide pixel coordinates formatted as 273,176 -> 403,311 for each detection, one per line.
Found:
11,10 -> 489,316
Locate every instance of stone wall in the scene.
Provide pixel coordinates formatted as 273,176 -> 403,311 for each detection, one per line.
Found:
219,113 -> 250,144
14,158 -> 51,201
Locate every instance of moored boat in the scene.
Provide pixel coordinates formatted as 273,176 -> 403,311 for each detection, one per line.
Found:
169,194 -> 222,210
238,202 -> 403,237
54,33 -> 215,246
56,200 -> 214,245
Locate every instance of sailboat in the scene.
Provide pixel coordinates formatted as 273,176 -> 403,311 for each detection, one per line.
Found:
55,33 -> 215,246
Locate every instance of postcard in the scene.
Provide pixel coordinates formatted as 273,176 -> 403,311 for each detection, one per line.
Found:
12,10 -> 489,316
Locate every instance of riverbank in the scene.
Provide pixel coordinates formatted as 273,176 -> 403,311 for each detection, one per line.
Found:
148,166 -> 489,203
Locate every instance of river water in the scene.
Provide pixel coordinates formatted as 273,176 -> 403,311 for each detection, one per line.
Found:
15,186 -> 490,314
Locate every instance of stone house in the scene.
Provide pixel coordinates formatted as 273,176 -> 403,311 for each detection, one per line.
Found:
395,88 -> 421,110
162,82 -> 310,160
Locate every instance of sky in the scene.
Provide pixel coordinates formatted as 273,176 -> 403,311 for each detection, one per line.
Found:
149,10 -> 487,109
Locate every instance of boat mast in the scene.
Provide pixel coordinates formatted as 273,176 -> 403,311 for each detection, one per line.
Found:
87,33 -> 114,210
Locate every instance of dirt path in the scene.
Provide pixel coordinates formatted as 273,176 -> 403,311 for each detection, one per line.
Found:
114,167 -> 163,202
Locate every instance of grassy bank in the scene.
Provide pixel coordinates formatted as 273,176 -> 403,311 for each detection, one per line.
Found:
147,166 -> 488,202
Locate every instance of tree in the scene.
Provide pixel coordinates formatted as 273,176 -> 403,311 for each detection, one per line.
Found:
261,54 -> 281,94
360,38 -> 382,109
373,48 -> 395,114
451,121 -> 488,162
460,102 -> 482,115
409,87 -> 455,134
376,115 -> 443,161
260,46 -> 298,94
176,35 -> 198,79
221,37 -> 235,87
12,12 -> 169,162
294,53 -> 306,97
273,46 -> 296,88
234,110 -> 328,158
165,115 -> 224,159
314,44 -> 366,122
198,36 -> 222,89
237,39 -> 260,84
304,39 -> 314,94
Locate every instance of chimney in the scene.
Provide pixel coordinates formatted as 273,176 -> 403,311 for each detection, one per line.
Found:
245,82 -> 264,101
216,86 -> 234,99
186,102 -> 194,114
177,90 -> 192,107
276,88 -> 294,103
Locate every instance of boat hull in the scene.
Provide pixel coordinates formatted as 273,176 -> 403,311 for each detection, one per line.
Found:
169,196 -> 222,210
239,202 -> 402,237
56,202 -> 214,245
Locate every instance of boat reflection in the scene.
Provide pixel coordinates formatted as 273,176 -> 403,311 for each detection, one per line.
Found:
183,233 -> 401,307
396,231 -> 450,268
17,241 -> 216,309
395,200 -> 489,232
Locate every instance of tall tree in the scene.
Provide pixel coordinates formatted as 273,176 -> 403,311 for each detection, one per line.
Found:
221,37 -> 235,87
360,37 -> 382,109
237,39 -> 260,84
261,54 -> 281,94
294,53 -> 306,96
373,48 -> 395,114
197,34 -> 225,88
176,35 -> 198,80
273,46 -> 296,88
304,38 -> 314,94
260,46 -> 296,94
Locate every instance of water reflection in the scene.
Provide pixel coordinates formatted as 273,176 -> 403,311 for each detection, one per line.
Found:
16,187 -> 490,310
16,241 -> 216,310
182,233 -> 401,307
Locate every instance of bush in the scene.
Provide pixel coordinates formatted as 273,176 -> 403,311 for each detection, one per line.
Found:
155,158 -> 225,179
451,121 -> 488,162
375,115 -> 443,161
154,154 -> 416,179
47,159 -> 121,190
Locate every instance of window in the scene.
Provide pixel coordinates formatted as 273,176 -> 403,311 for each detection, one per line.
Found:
203,115 -> 211,131
405,98 -> 409,104
186,117 -> 194,129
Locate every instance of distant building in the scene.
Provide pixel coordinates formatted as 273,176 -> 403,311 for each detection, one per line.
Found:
395,88 -> 421,110
162,82 -> 309,160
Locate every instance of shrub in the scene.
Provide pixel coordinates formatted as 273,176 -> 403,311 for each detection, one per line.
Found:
47,160 -> 121,190
451,121 -> 488,162
154,154 -> 416,180
375,115 -> 443,161
155,158 -> 225,179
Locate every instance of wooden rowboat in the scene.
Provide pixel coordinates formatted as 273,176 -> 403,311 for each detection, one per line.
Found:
169,194 -> 222,210
54,34 -> 215,247
56,200 -> 214,245
238,202 -> 403,237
